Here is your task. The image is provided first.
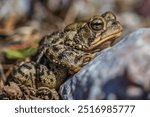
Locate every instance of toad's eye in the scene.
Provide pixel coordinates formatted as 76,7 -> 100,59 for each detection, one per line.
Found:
89,18 -> 105,31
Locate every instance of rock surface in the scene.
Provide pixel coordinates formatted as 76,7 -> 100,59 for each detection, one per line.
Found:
59,28 -> 150,100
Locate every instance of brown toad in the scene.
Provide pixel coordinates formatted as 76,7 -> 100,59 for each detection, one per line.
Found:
5,11 -> 123,99
37,11 -> 123,74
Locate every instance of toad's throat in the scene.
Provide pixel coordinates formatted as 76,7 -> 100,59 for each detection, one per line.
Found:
83,30 -> 123,51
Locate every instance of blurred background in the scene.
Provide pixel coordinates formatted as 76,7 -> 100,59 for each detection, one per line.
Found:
0,0 -> 150,83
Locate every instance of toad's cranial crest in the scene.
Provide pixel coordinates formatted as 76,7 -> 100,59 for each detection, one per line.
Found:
5,11 -> 123,99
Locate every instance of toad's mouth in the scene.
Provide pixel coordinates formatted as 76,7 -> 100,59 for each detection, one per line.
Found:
83,22 -> 123,51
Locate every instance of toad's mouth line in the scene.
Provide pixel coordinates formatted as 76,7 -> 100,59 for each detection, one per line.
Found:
83,30 -> 123,51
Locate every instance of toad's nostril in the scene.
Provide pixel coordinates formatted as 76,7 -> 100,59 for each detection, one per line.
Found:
112,21 -> 120,25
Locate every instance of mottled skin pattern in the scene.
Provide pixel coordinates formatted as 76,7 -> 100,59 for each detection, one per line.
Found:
5,11 -> 123,99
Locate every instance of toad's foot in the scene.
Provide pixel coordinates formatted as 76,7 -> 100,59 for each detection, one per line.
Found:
36,87 -> 59,100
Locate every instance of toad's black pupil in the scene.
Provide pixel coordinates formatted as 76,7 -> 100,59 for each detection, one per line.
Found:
93,22 -> 103,26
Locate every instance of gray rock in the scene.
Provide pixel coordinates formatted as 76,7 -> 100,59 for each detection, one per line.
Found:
59,28 -> 150,100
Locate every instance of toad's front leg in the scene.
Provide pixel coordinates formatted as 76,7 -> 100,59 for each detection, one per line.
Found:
46,48 -> 97,74
68,52 -> 96,74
